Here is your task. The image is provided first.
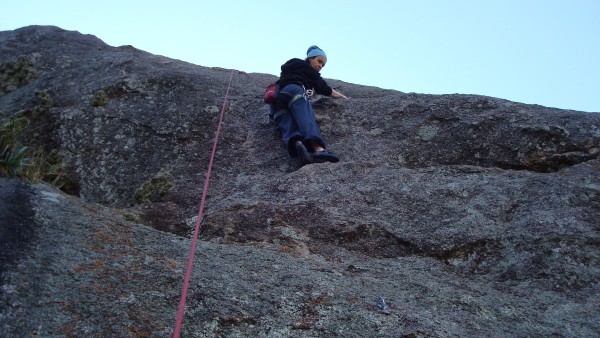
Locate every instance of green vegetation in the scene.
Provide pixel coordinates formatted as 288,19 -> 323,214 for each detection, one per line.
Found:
0,56 -> 40,95
0,91 -> 64,187
91,89 -> 109,107
0,114 -> 31,177
134,170 -> 173,204
0,113 -> 65,185
23,148 -> 66,187
122,213 -> 141,223
0,56 -> 63,184
33,90 -> 54,118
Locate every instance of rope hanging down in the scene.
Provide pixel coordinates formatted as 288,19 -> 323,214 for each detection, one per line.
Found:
173,70 -> 234,337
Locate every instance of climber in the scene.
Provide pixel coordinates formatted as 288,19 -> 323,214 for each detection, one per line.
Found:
269,45 -> 348,164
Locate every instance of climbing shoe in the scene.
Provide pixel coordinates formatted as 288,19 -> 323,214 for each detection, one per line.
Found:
312,149 -> 339,163
295,141 -> 313,164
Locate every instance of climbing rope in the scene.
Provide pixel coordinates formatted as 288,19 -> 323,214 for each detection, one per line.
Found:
173,70 -> 234,337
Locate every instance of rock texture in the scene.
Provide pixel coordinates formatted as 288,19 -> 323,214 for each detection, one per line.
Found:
1,25 -> 599,337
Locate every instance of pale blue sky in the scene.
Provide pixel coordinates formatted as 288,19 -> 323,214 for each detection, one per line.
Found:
2,0 -> 599,112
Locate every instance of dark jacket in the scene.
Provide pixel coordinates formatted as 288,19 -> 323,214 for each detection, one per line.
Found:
276,58 -> 333,96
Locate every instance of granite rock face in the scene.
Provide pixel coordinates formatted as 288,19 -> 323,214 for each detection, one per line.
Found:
1,25 -> 599,337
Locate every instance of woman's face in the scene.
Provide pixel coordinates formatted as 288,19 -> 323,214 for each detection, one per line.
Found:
309,56 -> 327,72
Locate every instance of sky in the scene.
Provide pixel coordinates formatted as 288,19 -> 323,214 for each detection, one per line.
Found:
2,0 -> 599,112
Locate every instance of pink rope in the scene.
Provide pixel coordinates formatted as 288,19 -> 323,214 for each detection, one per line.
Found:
173,70 -> 234,337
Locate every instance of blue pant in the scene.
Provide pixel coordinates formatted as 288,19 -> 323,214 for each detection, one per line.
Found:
270,84 -> 325,157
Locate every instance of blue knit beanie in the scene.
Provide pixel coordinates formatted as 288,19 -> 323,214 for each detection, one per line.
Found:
306,45 -> 327,59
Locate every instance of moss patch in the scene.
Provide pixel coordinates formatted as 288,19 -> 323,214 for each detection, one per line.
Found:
91,89 -> 109,107
134,170 -> 173,204
122,213 -> 141,223
0,56 -> 40,95
32,90 -> 54,118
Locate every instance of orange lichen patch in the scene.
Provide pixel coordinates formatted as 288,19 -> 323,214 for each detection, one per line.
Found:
91,259 -> 107,270
83,205 -> 98,213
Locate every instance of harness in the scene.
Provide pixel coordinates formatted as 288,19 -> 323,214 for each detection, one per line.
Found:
271,84 -> 312,122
